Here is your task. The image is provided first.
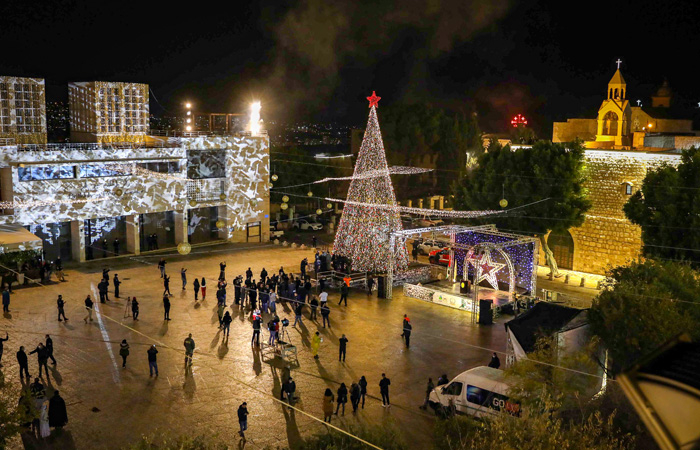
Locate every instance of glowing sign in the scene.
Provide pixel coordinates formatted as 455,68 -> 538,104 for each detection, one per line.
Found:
511,114 -> 528,128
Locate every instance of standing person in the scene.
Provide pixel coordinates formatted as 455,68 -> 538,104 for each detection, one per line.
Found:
338,283 -> 348,306
147,345 -> 158,377
29,343 -> 49,379
217,303 -> 225,329
0,332 -> 7,367
83,295 -> 94,323
222,311 -> 232,338
300,258 -> 307,278
119,339 -> 129,368
281,376 -> 296,406
131,297 -> 139,320
219,261 -> 227,281
319,290 -> 328,308
309,295 -> 318,320
2,287 -> 10,313
322,389 -> 334,423
48,390 -> 68,431
350,382 -> 361,413
163,275 -> 171,296
193,278 -> 200,301
55,258 -> 65,282
56,295 -> 68,321
237,402 -> 248,441
379,373 -> 391,407
403,321 -> 412,348
98,279 -> 109,303
293,301 -> 303,327
45,335 -> 57,365
488,352 -> 501,369
234,277 -> 242,305
200,277 -> 206,300
260,267 -> 268,283
158,258 -> 166,278
113,238 -> 120,256
39,398 -> 50,438
400,314 -> 410,338
245,267 -> 253,280
251,313 -> 262,346
248,285 -> 257,310
163,296 -> 171,321
412,245 -> 418,262
183,333 -> 195,366
335,383 -> 348,416
367,276 -> 375,295
311,331 -> 321,359
269,290 -> 277,314
267,318 -> 277,345
180,268 -> 187,291
312,235 -> 317,248
321,303 -> 331,328
420,378 -> 435,409
17,346 -> 30,379
339,334 -> 348,362
113,274 -> 121,298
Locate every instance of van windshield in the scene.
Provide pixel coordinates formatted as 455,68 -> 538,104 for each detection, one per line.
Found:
444,382 -> 463,396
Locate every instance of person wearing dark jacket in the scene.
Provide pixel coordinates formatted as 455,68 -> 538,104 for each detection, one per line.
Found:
222,311 -> 232,337
193,278 -> 200,301
29,343 -> 49,378
98,279 -> 109,303
420,378 -> 435,409
163,296 -> 171,320
17,346 -> 30,378
339,283 -> 349,306
48,390 -> 68,429
45,335 -> 57,365
379,373 -> 391,407
339,334 -> 348,362
237,402 -> 248,440
488,352 -> 501,369
119,339 -> 130,367
0,332 -> 7,367
350,382 -> 361,413
113,274 -> 121,298
359,375 -> 368,408
57,295 -> 68,321
321,303 -> 331,328
403,321 -> 412,348
281,376 -> 296,405
131,297 -> 139,320
147,345 -> 158,376
335,383 -> 348,415
163,275 -> 171,296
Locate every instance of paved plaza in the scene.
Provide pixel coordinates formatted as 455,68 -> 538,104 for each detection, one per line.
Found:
2,242 -> 511,449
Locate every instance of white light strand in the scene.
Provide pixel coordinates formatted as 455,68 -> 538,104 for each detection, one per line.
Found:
0,197 -> 109,209
271,166 -> 432,190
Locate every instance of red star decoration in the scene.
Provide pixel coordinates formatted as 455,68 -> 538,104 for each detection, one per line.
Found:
480,261 -> 494,274
367,91 -> 381,108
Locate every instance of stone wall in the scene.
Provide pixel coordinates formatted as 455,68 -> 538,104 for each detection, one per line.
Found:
570,150 -> 680,274
552,118 -> 597,143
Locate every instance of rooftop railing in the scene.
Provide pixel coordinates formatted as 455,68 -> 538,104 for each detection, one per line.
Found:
149,129 -> 268,138
15,142 -> 181,151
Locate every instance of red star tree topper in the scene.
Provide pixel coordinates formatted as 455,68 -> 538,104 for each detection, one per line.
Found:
367,91 -> 381,108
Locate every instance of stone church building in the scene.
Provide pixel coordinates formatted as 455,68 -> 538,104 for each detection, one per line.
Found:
545,64 -> 699,275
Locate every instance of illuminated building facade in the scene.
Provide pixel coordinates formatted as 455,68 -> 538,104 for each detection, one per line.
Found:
0,79 -> 270,262
69,81 -> 149,144
0,76 -> 47,145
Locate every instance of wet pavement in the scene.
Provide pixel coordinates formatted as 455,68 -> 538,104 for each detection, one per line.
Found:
1,242 -> 508,450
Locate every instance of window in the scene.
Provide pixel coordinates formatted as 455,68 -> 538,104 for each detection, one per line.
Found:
624,183 -> 633,195
18,165 -> 75,181
79,164 -> 130,178
444,382 -> 463,396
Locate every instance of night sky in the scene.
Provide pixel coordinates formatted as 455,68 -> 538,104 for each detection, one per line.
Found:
2,0 -> 700,135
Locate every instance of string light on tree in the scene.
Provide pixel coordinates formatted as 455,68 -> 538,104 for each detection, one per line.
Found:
333,91 -> 409,273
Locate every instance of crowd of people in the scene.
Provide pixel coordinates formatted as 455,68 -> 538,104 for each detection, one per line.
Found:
0,248 -> 427,444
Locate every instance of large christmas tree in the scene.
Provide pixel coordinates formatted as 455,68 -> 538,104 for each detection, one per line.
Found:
333,92 -> 409,273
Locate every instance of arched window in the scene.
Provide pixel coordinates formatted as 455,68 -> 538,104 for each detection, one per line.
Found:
602,111 -> 619,135
547,230 -> 574,270
621,89 -> 625,99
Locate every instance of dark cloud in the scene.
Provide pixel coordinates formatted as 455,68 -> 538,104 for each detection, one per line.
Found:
264,0 -> 511,116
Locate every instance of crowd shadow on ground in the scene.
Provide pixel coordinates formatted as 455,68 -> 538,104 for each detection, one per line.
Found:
20,429 -> 77,450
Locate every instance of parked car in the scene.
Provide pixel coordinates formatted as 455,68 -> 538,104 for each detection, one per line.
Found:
270,224 -> 284,238
292,218 -> 323,231
418,239 -> 449,255
428,366 -> 520,418
428,248 -> 451,266
413,216 -> 445,228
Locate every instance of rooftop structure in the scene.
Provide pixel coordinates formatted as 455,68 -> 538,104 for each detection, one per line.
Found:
0,76 -> 47,145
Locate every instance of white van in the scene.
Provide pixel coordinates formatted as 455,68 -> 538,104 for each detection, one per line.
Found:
428,366 -> 521,418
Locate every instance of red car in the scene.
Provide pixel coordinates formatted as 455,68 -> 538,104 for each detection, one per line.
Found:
428,248 -> 451,266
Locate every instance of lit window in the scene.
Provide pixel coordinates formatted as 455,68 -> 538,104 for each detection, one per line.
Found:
624,183 -> 632,195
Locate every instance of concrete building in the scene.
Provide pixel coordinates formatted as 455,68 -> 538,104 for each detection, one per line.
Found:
69,81 -> 149,144
0,76 -> 47,145
0,79 -> 270,264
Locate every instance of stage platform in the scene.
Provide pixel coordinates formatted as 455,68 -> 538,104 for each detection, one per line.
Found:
427,279 -> 513,308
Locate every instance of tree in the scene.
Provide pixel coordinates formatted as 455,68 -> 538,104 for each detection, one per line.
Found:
380,103 -> 482,198
0,376 -> 32,448
624,147 -> 700,266
334,95 -> 408,273
452,140 -> 591,276
589,259 -> 700,373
